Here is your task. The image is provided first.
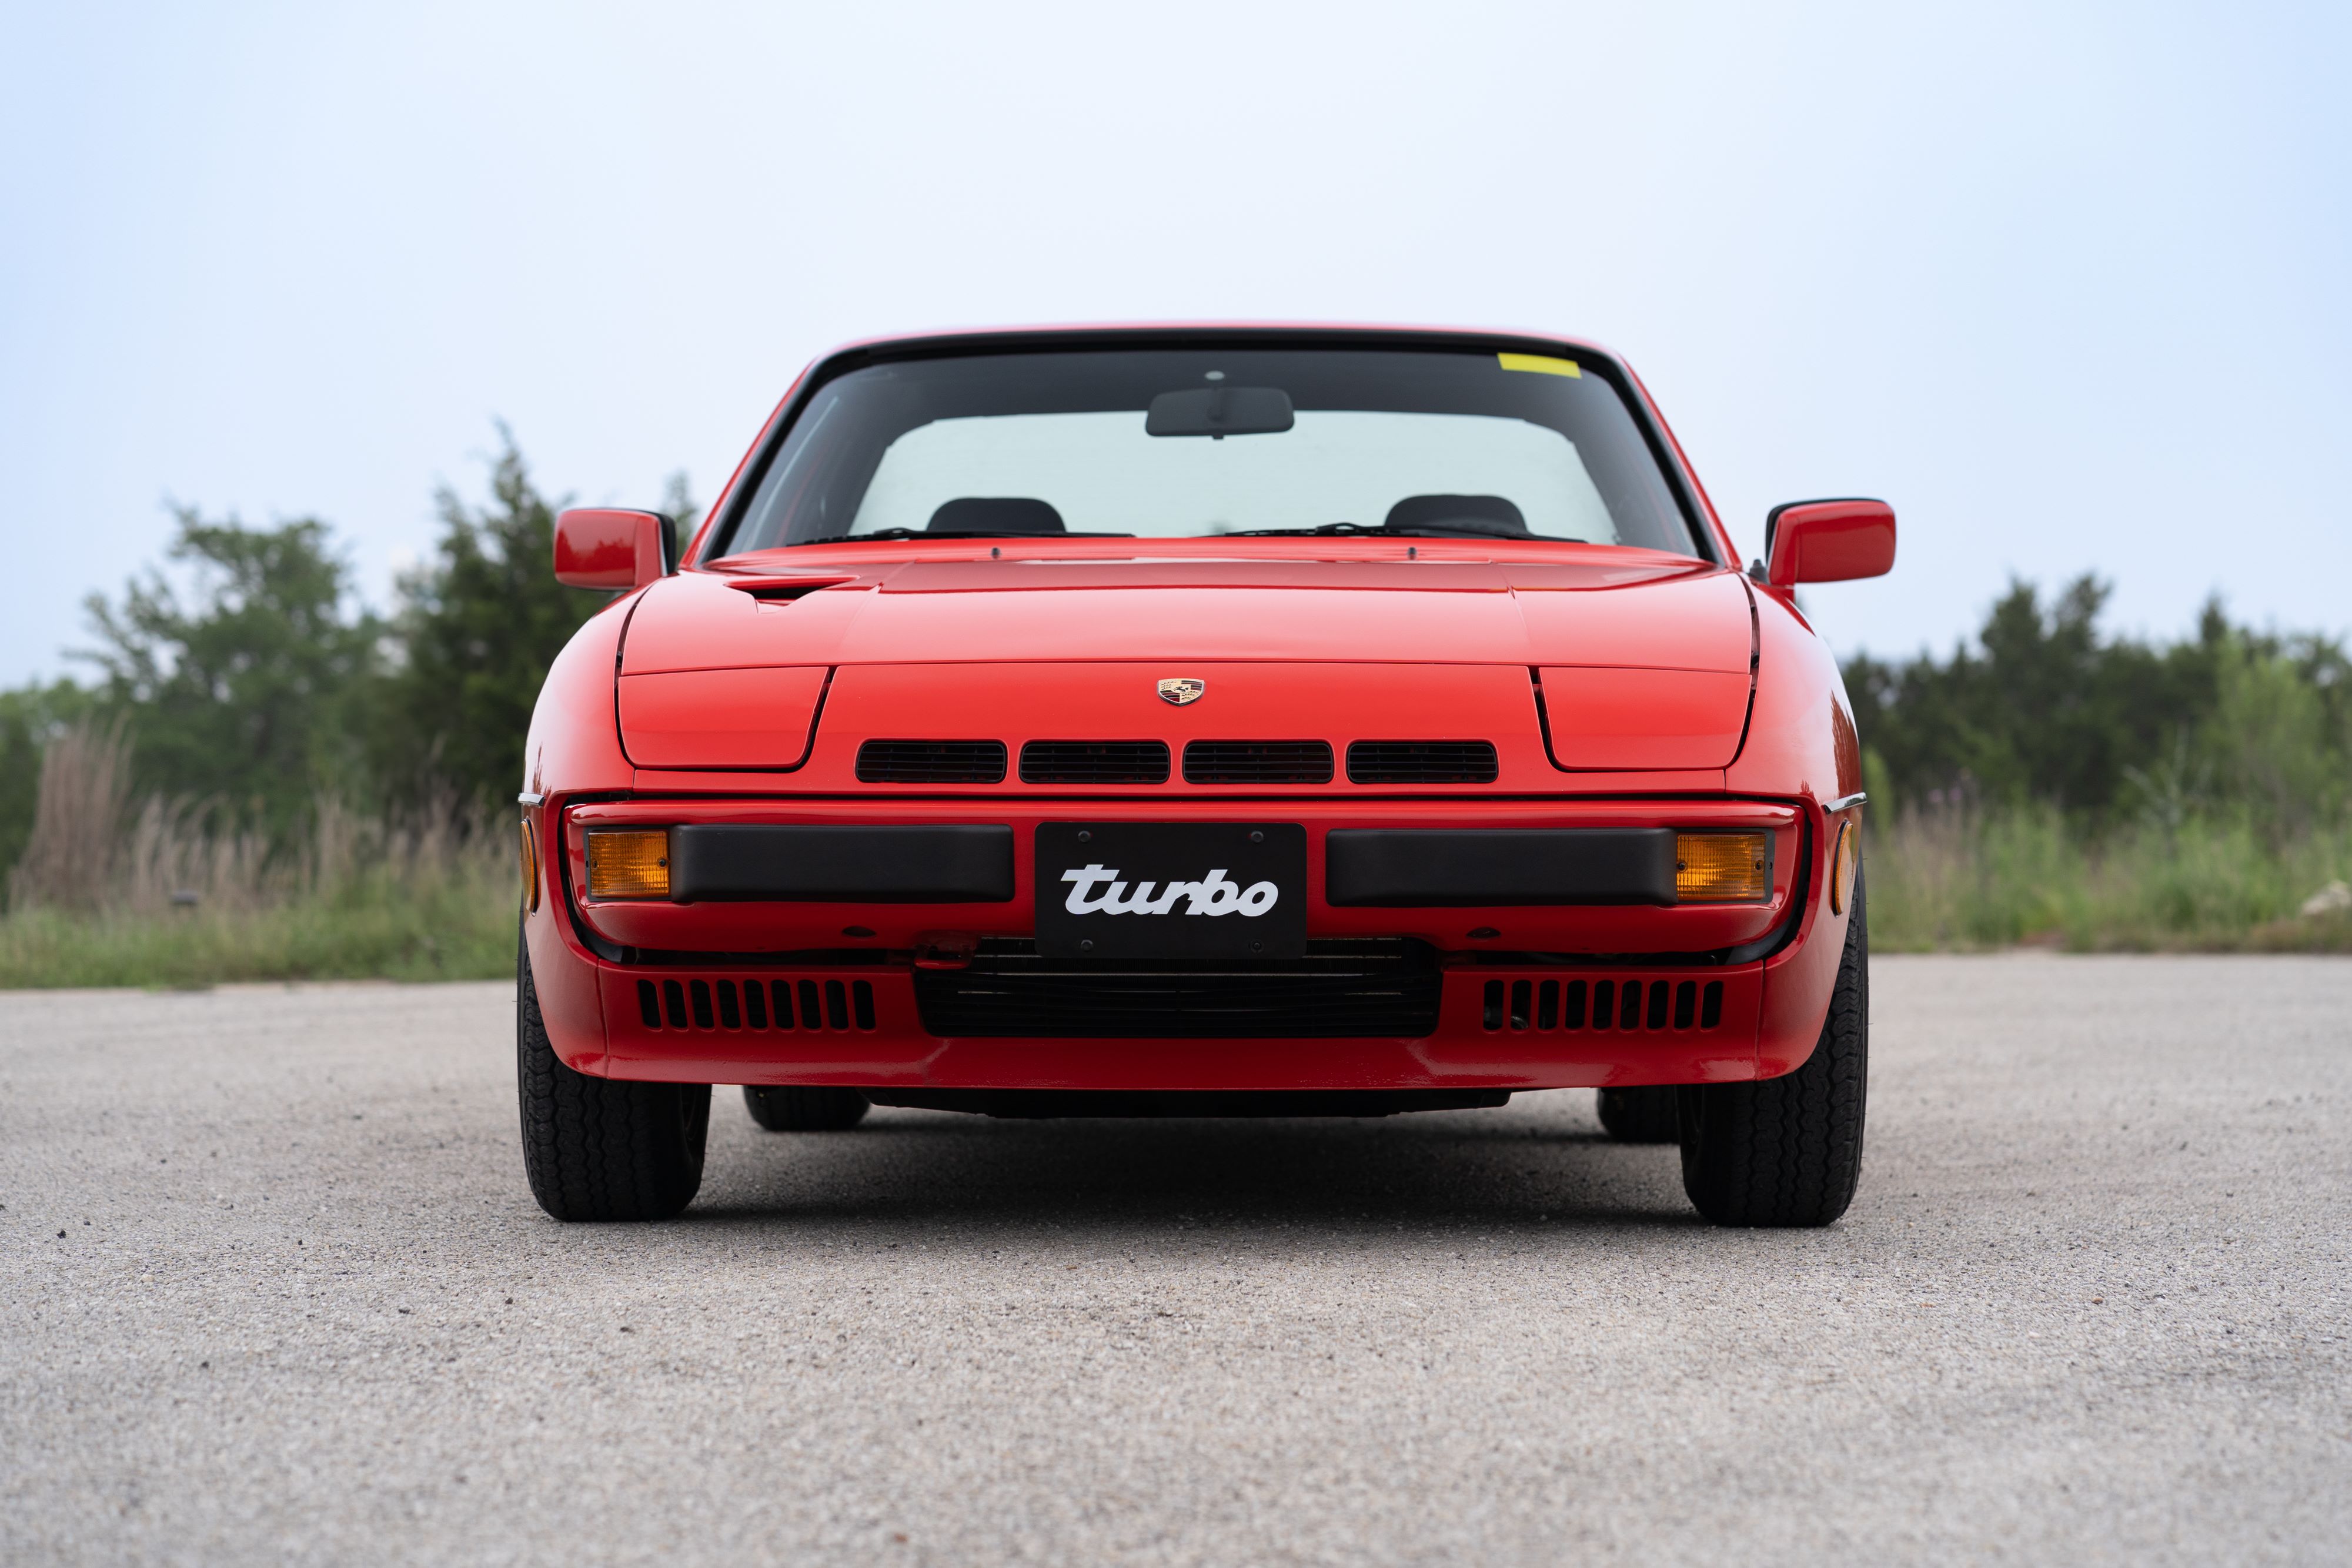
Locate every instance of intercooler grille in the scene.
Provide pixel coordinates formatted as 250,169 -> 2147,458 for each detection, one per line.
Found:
916,938 -> 1442,1038
855,740 -> 1008,783
636,977 -> 877,1032
1018,740 -> 1172,784
1480,976 -> 1725,1033
1181,740 -> 1335,784
1347,740 -> 1500,784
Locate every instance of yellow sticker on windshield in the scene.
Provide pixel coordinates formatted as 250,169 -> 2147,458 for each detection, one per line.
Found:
1498,353 -> 1580,377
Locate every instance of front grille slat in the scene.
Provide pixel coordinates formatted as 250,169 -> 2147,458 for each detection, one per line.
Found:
1478,972 -> 1724,1034
1019,740 -> 1171,784
857,740 -> 1008,784
634,975 -> 875,1033
1182,740 -> 1334,784
1347,740 -> 1499,784
918,938 -> 1441,1038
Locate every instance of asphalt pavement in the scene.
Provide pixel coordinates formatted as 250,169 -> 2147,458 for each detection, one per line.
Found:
3,954 -> 2348,1564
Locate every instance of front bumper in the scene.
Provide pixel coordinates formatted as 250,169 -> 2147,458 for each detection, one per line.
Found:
524,794 -> 1840,1092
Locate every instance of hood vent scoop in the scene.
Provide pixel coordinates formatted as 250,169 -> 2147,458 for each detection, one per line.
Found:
720,573 -> 858,601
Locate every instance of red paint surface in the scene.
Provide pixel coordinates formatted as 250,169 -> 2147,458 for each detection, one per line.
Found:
553,508 -> 667,590
1766,500 -> 1897,587
617,666 -> 828,768
1537,667 -> 1752,770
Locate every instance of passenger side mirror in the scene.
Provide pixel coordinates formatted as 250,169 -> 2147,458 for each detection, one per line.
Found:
1763,499 -> 1895,588
553,509 -> 677,590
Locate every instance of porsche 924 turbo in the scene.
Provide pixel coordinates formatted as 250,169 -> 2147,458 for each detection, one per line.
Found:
513,326 -> 1895,1225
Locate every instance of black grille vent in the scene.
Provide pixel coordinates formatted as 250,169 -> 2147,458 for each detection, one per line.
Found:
1019,740 -> 1171,784
636,977 -> 877,1032
1347,740 -> 1499,784
916,938 -> 1442,1038
1480,977 -> 1723,1033
1182,740 -> 1335,784
857,740 -> 1007,784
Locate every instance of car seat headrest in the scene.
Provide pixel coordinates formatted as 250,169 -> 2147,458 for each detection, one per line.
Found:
1382,494 -> 1530,536
927,497 -> 1067,535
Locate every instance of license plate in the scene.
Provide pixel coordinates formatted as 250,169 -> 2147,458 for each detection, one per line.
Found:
1035,823 -> 1307,960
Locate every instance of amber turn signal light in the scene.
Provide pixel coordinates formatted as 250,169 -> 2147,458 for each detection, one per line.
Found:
1830,820 -> 1859,914
518,818 -> 540,912
1675,831 -> 1769,903
586,828 -> 671,900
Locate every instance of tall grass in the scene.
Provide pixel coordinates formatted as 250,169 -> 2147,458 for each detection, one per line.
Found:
1,722 -> 514,988
1866,804 -> 2352,952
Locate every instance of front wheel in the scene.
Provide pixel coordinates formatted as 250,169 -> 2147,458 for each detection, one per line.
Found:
517,930 -> 710,1221
1676,873 -> 1869,1227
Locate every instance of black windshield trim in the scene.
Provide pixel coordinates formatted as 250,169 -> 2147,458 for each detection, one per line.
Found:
697,328 -> 1719,566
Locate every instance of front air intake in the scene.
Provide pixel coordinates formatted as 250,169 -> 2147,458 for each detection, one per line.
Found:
1347,740 -> 1499,784
1182,740 -> 1335,784
915,938 -> 1442,1038
856,740 -> 1007,783
1479,976 -> 1725,1033
1019,740 -> 1172,784
636,977 -> 878,1032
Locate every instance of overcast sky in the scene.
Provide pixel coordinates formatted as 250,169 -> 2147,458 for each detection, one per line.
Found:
3,1 -> 2346,684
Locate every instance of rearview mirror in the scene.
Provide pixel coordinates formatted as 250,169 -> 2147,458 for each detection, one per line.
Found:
554,509 -> 676,590
1763,499 -> 1895,588
1146,385 -> 1295,438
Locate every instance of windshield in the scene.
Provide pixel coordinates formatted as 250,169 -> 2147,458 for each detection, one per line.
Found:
718,346 -> 1704,555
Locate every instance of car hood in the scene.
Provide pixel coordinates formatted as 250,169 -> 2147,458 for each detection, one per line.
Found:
613,556 -> 1758,774
620,556 -> 1755,674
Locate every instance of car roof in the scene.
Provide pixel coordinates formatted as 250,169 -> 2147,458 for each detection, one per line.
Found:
804,320 -> 1629,372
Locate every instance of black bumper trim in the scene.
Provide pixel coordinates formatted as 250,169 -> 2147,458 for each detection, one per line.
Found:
667,824 -> 1015,903
1324,828 -> 1679,907
863,1089 -> 1511,1118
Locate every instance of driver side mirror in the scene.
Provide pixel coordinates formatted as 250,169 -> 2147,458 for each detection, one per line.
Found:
553,509 -> 677,590
1762,499 -> 1895,588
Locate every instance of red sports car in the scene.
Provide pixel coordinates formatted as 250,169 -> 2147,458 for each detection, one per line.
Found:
514,326 -> 1893,1226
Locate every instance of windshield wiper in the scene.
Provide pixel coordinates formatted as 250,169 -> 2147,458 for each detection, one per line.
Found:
1221,522 -> 1381,537
1224,520 -> 1542,540
792,528 -> 1137,546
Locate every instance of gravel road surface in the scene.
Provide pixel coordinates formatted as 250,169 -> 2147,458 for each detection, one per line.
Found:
4,954 -> 2348,1564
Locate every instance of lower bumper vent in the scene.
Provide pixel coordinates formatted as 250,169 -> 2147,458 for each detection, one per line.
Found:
637,977 -> 876,1032
1481,976 -> 1724,1033
915,938 -> 1442,1038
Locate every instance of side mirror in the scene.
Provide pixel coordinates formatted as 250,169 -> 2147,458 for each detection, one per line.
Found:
1763,499 -> 1895,588
553,509 -> 677,590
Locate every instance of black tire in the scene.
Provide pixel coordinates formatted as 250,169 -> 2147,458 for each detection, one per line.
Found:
517,930 -> 710,1221
743,1085 -> 870,1132
1676,872 -> 1868,1226
1596,1085 -> 1681,1143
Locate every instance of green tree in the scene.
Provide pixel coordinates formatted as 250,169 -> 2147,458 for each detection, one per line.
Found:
73,513 -> 379,832
375,430 -> 608,808
1846,576 -> 2226,820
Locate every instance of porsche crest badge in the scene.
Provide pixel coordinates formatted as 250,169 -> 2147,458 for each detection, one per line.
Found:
1156,677 -> 1206,706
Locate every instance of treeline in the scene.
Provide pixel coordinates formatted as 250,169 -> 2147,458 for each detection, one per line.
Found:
1845,577 -> 2351,839
0,434 -> 692,896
